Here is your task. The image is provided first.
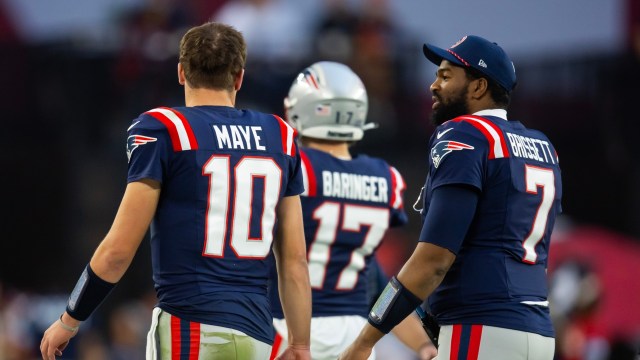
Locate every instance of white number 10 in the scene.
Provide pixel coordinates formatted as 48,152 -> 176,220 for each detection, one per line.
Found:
202,156 -> 282,259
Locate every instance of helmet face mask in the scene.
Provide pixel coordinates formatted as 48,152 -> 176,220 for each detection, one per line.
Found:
284,62 -> 370,141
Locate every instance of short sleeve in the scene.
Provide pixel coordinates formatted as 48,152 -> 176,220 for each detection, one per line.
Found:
283,139 -> 304,197
126,115 -> 172,184
428,122 -> 490,191
388,165 -> 408,227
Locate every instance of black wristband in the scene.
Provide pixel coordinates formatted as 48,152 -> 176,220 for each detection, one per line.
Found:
66,264 -> 117,321
368,276 -> 423,334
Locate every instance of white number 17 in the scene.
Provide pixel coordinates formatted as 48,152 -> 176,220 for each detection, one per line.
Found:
308,203 -> 390,290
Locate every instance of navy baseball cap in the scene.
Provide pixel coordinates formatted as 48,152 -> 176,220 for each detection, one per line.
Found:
423,35 -> 517,92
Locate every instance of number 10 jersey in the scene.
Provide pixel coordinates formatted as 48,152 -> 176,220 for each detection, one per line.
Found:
126,106 -> 303,345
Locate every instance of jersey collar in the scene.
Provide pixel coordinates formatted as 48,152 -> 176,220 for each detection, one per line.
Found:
473,108 -> 507,120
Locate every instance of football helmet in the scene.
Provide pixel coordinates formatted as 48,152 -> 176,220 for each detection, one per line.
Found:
284,61 -> 375,141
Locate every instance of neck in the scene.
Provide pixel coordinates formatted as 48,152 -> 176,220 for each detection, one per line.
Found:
304,139 -> 352,159
467,95 -> 500,114
184,87 -> 236,107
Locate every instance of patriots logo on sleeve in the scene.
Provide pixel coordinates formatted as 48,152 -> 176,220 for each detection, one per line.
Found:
431,141 -> 474,168
127,134 -> 157,162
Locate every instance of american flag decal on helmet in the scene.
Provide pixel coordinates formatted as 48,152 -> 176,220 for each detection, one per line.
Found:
127,134 -> 157,162
431,140 -> 474,168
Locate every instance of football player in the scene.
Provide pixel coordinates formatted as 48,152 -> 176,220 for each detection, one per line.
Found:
340,35 -> 562,360
40,22 -> 311,360
268,61 -> 436,360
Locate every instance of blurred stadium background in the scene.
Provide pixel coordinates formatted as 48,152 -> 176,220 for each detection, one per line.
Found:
1,0 -> 639,359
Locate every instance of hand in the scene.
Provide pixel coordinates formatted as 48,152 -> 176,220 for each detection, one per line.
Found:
338,343 -> 373,360
40,315 -> 79,360
418,341 -> 438,360
274,345 -> 311,360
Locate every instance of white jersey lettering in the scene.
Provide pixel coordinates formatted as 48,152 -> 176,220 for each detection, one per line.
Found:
506,132 -> 555,164
213,125 -> 266,151
321,171 -> 388,203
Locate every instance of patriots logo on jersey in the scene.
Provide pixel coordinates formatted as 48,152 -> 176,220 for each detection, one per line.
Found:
127,134 -> 157,162
431,140 -> 474,168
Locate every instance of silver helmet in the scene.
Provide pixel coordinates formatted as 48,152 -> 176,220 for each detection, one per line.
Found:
284,61 -> 374,141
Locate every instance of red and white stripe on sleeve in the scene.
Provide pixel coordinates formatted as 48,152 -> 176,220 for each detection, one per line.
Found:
451,115 -> 509,159
299,150 -> 317,197
389,166 -> 405,209
145,107 -> 199,151
273,114 -> 297,157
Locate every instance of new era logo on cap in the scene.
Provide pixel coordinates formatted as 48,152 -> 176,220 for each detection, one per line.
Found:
423,35 -> 517,92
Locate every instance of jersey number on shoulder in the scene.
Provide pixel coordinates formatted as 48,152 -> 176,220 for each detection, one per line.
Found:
522,165 -> 555,263
202,155 -> 281,259
308,202 -> 390,290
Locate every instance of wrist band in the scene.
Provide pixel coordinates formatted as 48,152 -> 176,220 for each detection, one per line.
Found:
66,264 -> 117,321
58,315 -> 80,332
368,276 -> 423,334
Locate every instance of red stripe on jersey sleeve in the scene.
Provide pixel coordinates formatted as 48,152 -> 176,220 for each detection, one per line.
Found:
451,116 -> 508,159
390,168 -> 397,206
273,114 -> 297,157
464,115 -> 508,157
300,150 -> 317,196
389,166 -> 405,209
161,107 -> 199,150
145,107 -> 199,151
146,110 -> 182,152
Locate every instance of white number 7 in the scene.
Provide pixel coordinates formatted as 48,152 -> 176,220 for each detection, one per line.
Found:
522,165 -> 555,263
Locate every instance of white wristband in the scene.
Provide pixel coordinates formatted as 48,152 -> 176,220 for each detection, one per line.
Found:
58,315 -> 79,332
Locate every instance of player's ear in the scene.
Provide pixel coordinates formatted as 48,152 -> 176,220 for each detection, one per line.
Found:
234,69 -> 244,91
469,77 -> 489,99
177,63 -> 186,85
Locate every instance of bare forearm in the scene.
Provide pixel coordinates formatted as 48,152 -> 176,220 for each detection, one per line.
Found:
350,243 -> 453,353
396,243 -> 454,299
278,259 -> 311,346
351,296 -> 428,351
89,239 -> 136,283
274,195 -> 311,347
353,323 -> 385,349
90,180 -> 159,283
391,313 -> 432,353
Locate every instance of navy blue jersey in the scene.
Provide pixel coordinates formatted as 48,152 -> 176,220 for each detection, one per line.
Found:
270,147 -> 408,318
126,106 -> 303,344
419,112 -> 562,337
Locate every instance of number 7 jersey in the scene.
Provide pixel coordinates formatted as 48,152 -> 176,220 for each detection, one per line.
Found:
126,106 -> 303,345
421,111 -> 562,337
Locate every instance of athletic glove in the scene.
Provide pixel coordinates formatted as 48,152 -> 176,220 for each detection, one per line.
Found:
415,307 -> 440,349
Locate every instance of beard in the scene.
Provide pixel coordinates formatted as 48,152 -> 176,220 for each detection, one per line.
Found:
430,88 -> 470,126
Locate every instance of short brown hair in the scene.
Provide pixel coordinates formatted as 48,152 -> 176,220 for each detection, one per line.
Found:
179,22 -> 247,91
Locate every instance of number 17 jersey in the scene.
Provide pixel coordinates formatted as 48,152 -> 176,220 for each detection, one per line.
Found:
270,147 -> 408,318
